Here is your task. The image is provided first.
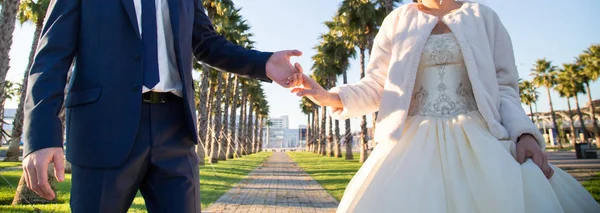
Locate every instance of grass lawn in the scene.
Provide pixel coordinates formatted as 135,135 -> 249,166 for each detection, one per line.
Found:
582,173 -> 600,202
0,152 -> 272,212
287,152 -> 361,201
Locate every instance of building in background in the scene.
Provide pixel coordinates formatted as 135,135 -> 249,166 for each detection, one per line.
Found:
284,129 -> 299,148
266,116 -> 289,148
298,125 -> 307,147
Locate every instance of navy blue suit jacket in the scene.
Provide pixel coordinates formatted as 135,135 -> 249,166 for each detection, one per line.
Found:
23,0 -> 272,168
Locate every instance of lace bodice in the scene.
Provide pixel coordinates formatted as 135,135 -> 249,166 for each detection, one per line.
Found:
407,33 -> 478,117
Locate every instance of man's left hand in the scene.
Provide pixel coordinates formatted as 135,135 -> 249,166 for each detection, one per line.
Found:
516,134 -> 554,179
266,50 -> 303,88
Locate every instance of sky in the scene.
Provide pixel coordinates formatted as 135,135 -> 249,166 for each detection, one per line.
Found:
5,0 -> 600,132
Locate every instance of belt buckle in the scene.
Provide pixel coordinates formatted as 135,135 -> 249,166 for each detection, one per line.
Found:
143,92 -> 167,104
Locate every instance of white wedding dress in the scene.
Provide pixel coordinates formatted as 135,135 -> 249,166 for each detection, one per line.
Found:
336,33 -> 600,213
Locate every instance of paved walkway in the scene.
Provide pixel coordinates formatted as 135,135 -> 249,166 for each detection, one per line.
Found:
547,151 -> 600,181
204,152 -> 338,213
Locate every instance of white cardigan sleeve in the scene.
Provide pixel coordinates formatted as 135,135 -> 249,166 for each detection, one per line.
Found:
328,14 -> 394,120
491,14 -> 546,148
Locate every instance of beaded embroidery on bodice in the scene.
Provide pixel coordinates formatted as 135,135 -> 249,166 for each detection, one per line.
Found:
407,33 -> 478,117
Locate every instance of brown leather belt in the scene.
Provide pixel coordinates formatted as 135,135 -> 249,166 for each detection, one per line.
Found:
142,92 -> 180,104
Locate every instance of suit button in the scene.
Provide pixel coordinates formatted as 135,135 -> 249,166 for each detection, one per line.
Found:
134,54 -> 142,62
132,84 -> 141,92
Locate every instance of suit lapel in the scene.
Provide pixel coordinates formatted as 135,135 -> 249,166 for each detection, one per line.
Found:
121,0 -> 140,37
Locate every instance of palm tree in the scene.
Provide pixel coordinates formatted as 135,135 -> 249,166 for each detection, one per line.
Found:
257,99 -> 269,153
556,71 -> 579,144
202,0 -> 237,163
518,79 -> 538,122
237,79 -> 249,157
0,0 -> 21,117
300,97 -> 314,151
559,63 -> 589,143
338,0 -> 381,163
245,80 -> 259,155
4,0 -> 49,162
321,18 -> 357,159
206,70 -> 219,163
579,45 -> 600,145
226,75 -> 239,159
532,59 -> 562,147
194,78 -> 206,165
312,103 -> 319,153
0,81 -> 19,141
210,71 -> 225,160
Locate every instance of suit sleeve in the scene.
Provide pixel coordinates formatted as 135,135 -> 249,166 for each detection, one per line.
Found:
23,0 -> 80,157
192,1 -> 272,82
491,12 -> 545,148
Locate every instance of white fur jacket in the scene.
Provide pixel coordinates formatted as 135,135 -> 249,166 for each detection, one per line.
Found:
329,3 -> 545,148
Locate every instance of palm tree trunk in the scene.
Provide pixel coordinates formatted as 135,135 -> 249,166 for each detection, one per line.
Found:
327,115 -> 334,157
4,22 -> 42,162
566,98 -> 577,144
342,69 -> 353,160
258,116 -> 264,152
0,0 -> 21,115
213,74 -> 225,160
227,76 -> 239,159
246,102 -> 253,155
252,113 -> 259,153
306,115 -> 311,151
546,86 -> 562,148
335,119 -> 342,158
196,65 -> 211,165
12,164 -> 58,204
310,111 -> 315,153
585,83 -> 600,145
574,94 -> 590,143
196,102 -> 206,166
207,72 -> 219,163
238,85 -> 247,157
320,106 -> 327,156
529,104 -> 535,122
313,107 -> 319,154
359,47 -> 369,163
221,74 -> 232,160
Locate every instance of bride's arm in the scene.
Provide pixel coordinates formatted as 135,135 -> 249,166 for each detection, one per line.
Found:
491,12 -> 545,148
328,14 -> 395,120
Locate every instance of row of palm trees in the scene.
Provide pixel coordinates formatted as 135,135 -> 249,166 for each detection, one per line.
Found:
521,44 -> 600,147
197,0 -> 271,166
300,0 -> 405,164
0,0 -> 271,204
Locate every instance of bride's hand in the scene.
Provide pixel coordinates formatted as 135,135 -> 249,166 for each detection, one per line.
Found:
286,68 -> 342,108
516,134 -> 554,179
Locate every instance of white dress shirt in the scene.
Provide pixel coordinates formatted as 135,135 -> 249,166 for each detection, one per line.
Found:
134,0 -> 183,96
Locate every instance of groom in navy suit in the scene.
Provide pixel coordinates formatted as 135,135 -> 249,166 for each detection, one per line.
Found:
21,0 -> 302,212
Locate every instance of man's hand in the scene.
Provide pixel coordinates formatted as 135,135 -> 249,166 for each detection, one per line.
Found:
22,147 -> 65,200
516,134 -> 554,179
266,50 -> 303,88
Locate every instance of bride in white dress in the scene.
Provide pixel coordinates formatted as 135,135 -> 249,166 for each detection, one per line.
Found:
288,0 -> 600,213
